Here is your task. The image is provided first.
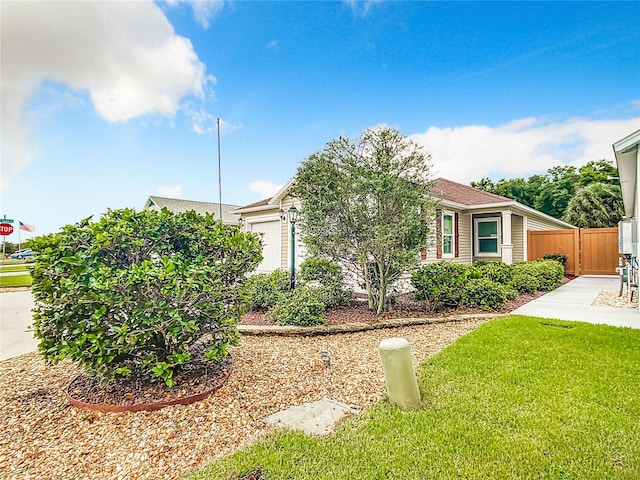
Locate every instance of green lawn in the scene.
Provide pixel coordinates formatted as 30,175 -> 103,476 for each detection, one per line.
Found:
0,273 -> 32,287
187,315 -> 640,480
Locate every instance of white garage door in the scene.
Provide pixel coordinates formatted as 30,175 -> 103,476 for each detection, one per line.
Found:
250,220 -> 281,273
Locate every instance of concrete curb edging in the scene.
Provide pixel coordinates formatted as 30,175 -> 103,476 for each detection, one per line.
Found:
237,313 -> 503,336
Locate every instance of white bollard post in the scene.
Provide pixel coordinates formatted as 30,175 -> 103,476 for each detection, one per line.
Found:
379,337 -> 421,409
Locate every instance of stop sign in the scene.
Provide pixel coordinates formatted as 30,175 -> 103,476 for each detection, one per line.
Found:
0,223 -> 14,236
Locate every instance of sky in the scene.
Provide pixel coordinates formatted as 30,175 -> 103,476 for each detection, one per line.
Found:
1,0 -> 639,243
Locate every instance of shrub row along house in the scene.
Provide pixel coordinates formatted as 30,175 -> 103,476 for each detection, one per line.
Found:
232,177 -> 574,274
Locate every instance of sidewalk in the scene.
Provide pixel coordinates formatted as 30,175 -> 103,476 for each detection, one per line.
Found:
512,275 -> 640,329
0,290 -> 38,361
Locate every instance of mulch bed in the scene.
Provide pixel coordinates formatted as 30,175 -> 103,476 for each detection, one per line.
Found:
67,357 -> 233,410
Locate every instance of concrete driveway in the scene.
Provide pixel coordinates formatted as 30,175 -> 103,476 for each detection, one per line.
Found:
0,290 -> 38,361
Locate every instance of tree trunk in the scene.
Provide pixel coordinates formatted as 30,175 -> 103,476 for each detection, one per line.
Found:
376,261 -> 386,315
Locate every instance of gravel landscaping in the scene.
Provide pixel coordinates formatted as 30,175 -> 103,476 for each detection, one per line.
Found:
0,316 -> 487,480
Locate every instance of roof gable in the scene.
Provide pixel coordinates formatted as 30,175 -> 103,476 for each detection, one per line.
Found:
144,196 -> 241,224
432,178 -> 512,206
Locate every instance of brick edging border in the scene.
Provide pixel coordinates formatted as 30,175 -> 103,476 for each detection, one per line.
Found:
237,313 -> 504,336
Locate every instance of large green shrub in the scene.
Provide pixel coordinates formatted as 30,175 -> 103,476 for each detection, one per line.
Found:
299,257 -> 352,307
30,208 -> 262,386
510,272 -> 539,294
411,261 -> 469,311
461,278 -> 508,310
243,269 -> 290,311
513,259 -> 564,291
267,286 -> 326,326
542,253 -> 568,267
469,261 -> 513,284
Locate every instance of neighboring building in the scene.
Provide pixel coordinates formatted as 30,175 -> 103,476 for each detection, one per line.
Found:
233,177 -> 574,274
142,196 -> 241,225
614,129 -> 640,230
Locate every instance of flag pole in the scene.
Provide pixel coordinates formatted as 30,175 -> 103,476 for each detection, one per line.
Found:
217,118 -> 222,221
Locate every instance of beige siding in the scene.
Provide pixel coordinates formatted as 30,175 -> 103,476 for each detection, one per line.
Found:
527,215 -> 563,231
512,215 -> 524,263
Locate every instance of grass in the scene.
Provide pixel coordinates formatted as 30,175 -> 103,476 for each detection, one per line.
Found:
0,262 -> 32,287
187,315 -> 640,480
0,273 -> 32,287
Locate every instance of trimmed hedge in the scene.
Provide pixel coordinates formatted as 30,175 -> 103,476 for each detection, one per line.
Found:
30,208 -> 262,386
461,278 -> 507,310
411,261 -> 469,311
267,286 -> 326,326
299,257 -> 352,307
244,269 -> 290,311
412,258 -> 565,312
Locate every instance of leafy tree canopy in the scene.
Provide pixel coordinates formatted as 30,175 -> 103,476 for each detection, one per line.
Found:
471,160 -> 621,225
291,127 -> 438,314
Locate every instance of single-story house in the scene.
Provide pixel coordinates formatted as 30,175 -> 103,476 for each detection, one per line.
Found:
233,177 -> 574,274
142,196 -> 241,226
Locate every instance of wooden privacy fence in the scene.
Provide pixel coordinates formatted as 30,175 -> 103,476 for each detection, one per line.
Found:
527,227 -> 619,276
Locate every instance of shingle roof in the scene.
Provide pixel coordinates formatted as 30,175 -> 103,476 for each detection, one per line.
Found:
237,198 -> 270,209
432,178 -> 512,206
143,196 -> 241,224
235,177 -> 514,212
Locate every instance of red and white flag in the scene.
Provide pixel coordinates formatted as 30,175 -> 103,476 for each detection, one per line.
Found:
19,221 -> 35,232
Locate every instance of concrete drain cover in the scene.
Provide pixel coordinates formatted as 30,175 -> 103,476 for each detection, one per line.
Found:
264,397 -> 359,436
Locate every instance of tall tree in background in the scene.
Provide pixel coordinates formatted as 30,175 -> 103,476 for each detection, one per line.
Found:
292,127 -> 438,314
534,166 -> 578,219
471,160 -> 622,225
562,182 -> 624,228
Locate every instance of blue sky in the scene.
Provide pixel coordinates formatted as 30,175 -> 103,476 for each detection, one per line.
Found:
2,0 -> 639,242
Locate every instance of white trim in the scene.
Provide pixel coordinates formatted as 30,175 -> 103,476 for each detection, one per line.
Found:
523,216 -> 528,261
442,210 -> 455,258
613,129 -> 640,154
474,216 -> 501,257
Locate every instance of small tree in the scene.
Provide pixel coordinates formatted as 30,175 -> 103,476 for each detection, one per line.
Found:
292,127 -> 437,314
30,208 -> 262,386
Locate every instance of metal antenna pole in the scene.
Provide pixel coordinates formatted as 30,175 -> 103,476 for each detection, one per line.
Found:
217,118 -> 222,221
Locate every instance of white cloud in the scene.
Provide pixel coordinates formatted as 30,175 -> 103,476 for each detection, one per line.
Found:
158,186 -> 183,198
167,0 -> 226,30
1,1 -> 208,189
409,115 -> 640,184
267,39 -> 279,49
248,180 -> 284,199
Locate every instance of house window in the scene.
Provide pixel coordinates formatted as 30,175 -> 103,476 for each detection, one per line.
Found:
475,217 -> 501,257
442,211 -> 455,258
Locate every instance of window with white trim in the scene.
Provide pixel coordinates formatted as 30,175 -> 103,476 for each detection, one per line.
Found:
442,211 -> 455,258
474,217 -> 501,257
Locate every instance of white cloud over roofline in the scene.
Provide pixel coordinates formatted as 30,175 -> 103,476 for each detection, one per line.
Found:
410,114 -> 640,183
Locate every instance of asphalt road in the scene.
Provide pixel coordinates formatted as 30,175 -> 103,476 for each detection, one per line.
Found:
0,290 -> 38,360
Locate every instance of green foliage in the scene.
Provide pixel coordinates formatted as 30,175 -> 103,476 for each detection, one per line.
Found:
513,259 -> 564,291
411,261 -> 469,311
509,272 -> 539,294
291,127 -> 438,314
469,261 -> 513,284
542,252 -> 568,267
244,269 -> 290,311
472,160 -> 622,222
299,257 -> 352,307
461,278 -> 507,310
30,208 -> 262,386
267,286 -> 326,326
562,182 -> 624,228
